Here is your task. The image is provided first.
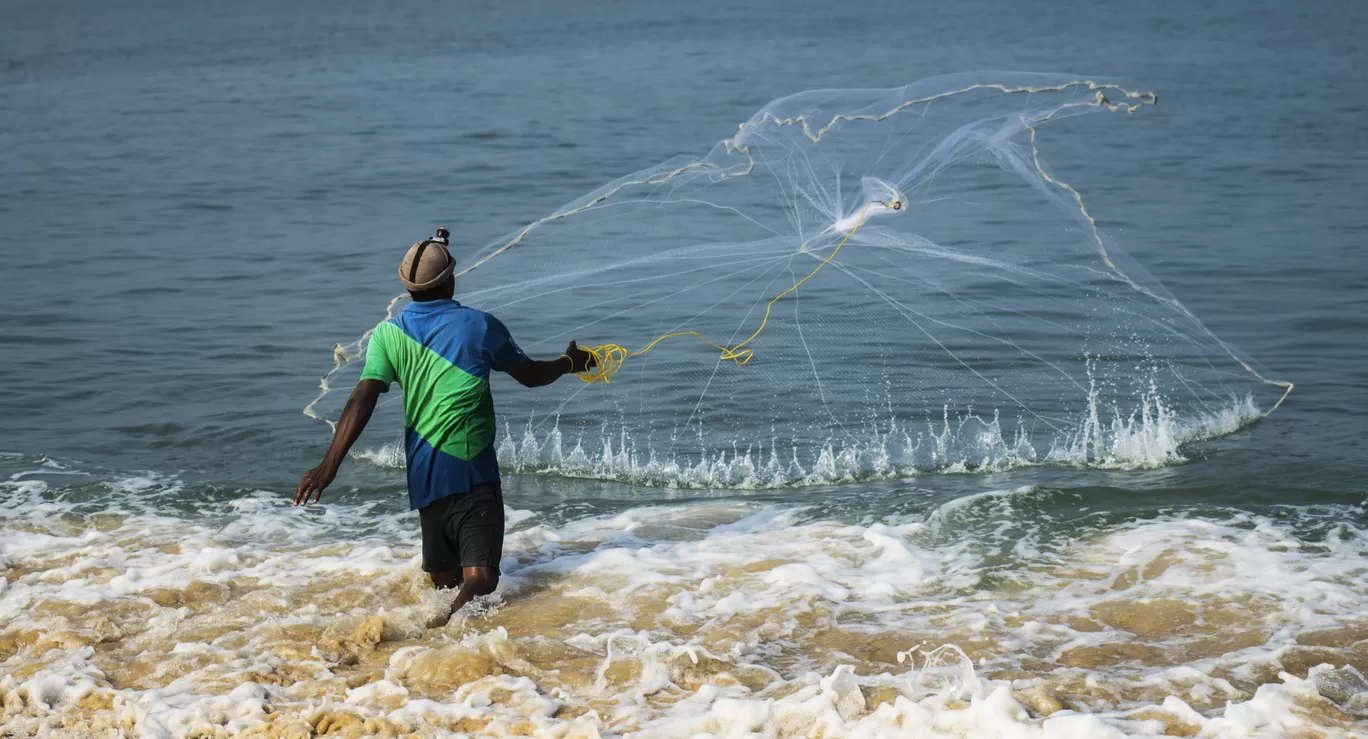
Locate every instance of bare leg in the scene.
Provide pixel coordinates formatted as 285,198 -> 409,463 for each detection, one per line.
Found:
445,565 -> 498,621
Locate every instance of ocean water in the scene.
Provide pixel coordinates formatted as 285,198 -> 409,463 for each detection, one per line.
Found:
3,0 -> 1368,737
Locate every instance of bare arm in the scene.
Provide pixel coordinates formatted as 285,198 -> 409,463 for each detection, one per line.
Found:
505,340 -> 595,388
293,379 -> 386,505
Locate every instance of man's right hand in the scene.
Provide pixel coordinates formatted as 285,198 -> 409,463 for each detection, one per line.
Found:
291,379 -> 385,508
564,340 -> 597,374
293,463 -> 337,506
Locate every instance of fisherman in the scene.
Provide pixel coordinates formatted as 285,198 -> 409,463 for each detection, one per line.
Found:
294,228 -> 594,621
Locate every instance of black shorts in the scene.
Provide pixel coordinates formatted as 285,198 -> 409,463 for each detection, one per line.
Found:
418,483 -> 504,573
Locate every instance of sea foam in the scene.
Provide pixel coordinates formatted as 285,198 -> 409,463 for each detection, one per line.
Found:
2,465 -> 1365,737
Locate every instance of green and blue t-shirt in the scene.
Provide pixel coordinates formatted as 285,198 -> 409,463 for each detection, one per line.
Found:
359,299 -> 527,510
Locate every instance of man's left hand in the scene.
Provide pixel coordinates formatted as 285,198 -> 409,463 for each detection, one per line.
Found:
564,340 -> 597,374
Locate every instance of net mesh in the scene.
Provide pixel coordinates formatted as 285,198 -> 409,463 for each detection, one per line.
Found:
306,72 -> 1291,486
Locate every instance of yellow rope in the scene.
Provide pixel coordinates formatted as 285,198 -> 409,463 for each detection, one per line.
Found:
573,200 -> 883,383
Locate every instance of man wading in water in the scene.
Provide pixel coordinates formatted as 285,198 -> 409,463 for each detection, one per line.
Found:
294,228 -> 595,621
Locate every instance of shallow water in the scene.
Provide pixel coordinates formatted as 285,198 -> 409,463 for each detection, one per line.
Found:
2,0 -> 1367,736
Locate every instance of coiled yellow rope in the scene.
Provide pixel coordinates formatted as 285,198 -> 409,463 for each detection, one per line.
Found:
572,200 -> 885,383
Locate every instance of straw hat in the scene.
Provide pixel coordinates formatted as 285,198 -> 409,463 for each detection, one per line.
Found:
399,228 -> 454,291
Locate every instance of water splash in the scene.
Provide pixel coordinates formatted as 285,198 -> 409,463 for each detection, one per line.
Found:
439,389 -> 1260,488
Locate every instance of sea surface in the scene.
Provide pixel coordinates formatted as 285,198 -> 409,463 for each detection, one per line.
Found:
2,0 -> 1367,736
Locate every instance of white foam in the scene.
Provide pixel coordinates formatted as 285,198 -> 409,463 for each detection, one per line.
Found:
352,438 -> 406,469
3,465 -> 1366,737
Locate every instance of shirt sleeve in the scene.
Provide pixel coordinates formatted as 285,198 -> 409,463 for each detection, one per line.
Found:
484,314 -> 528,373
358,323 -> 398,391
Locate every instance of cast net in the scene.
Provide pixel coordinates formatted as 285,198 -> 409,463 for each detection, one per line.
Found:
307,72 -> 1292,486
